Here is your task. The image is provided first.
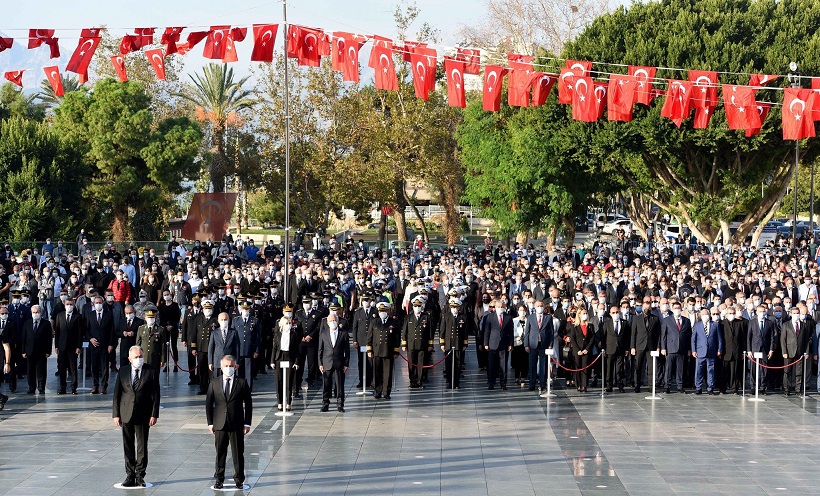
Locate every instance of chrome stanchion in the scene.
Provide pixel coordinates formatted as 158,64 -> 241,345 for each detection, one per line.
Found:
645,350 -> 662,400
601,350 -> 606,398
356,346 -> 368,396
275,361 -> 293,417
748,352 -> 765,402
77,342 -> 91,391
541,348 -> 555,398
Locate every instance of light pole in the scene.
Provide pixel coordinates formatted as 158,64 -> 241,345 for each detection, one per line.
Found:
788,62 -> 800,247
283,0 -> 291,303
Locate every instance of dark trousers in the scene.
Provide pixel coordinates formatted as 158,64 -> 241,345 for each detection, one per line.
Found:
605,353 -> 626,388
476,332 -> 488,369
275,363 -> 296,406
109,345 -> 119,371
528,348 -> 546,389
322,367 -> 345,407
237,357 -> 254,391
89,345 -> 109,389
197,352 -> 210,394
357,349 -> 372,387
214,429 -> 245,483
575,353 -> 590,389
665,353 -> 685,390
186,347 -> 197,382
26,353 -> 47,392
168,330 -> 179,369
487,349 -> 507,387
656,354 -> 666,387
784,355 -> 806,393
3,350 -> 16,391
721,359 -> 741,392
421,349 -> 432,382
296,343 -> 316,385
122,423 -> 150,478
407,349 -> 424,386
57,349 -> 78,392
634,350 -> 648,387
372,356 -> 393,396
444,349 -> 463,388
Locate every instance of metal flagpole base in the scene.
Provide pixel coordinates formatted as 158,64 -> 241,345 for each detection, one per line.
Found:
540,349 -> 555,398
76,344 -> 92,391
275,361 -> 294,417
645,351 -> 662,400
748,352 -> 765,402
356,347 -> 369,396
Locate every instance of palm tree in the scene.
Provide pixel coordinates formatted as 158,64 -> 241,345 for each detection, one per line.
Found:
176,63 -> 255,193
35,74 -> 82,108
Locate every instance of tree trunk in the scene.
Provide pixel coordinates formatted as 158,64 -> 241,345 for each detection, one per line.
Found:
394,178 -> 408,243
378,204 -> 387,244
562,216 -> 576,246
211,128 -> 227,193
439,183 -> 460,245
403,186 -> 429,244
546,226 -> 556,250
111,204 -> 129,242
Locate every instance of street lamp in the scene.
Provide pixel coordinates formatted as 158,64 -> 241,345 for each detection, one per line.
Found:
788,62 -> 800,248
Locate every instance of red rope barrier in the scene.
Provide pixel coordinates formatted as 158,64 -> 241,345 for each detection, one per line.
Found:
168,349 -> 196,373
550,353 -> 601,372
398,350 -> 452,369
748,354 -> 806,370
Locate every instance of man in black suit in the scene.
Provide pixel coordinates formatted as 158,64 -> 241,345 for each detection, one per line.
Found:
22,305 -> 52,394
781,308 -> 812,396
630,298 -> 661,393
118,306 -> 143,373
660,302 -> 692,394
85,295 -> 114,394
112,345 -> 160,488
0,305 -> 12,409
747,304 -> 775,393
603,306 -> 630,393
318,313 -> 349,412
206,355 -> 252,490
523,301 -> 554,393
484,300 -> 513,390
53,298 -> 84,394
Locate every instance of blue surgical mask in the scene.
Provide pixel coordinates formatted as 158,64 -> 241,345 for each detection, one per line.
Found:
635,305 -> 643,314
774,311 -> 782,319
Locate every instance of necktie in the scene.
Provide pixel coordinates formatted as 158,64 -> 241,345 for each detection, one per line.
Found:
677,318 -> 681,330
538,316 -> 542,328
97,313 -> 101,325
244,318 -> 248,326
499,315 -> 503,327
796,322 -> 800,335
224,378 -> 231,397
615,320 -> 619,334
332,330 -> 337,346
133,369 -> 140,388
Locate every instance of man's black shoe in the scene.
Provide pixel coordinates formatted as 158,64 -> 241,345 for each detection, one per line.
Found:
488,385 -> 495,390
236,482 -> 244,489
384,395 -> 391,400
214,481 -> 224,489
695,390 -> 702,395
26,390 -> 35,395
121,476 -> 136,487
135,478 -> 146,487
187,381 -> 197,386
91,388 -> 99,394
618,387 -> 625,393
373,393 -> 381,399
528,387 -> 536,391
320,405 -> 329,412
72,390 -> 78,395
501,385 -> 507,390
355,382 -> 363,388
0,394 -> 8,410
605,387 -> 613,393
664,388 -> 671,394
338,406 -> 345,412
197,391 -> 206,395
634,386 -> 641,393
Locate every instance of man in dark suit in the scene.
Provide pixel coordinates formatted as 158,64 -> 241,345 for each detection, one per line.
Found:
781,308 -> 812,396
351,293 -> 373,389
630,298 -> 661,393
747,304 -> 775,393
692,309 -> 724,394
720,307 -> 745,395
112,345 -> 160,488
0,306 -> 13,408
318,313 -> 349,412
206,355 -> 252,490
661,302 -> 692,393
484,300 -> 513,390
180,296 -> 203,386
208,313 -> 240,376
22,305 -> 52,394
523,301 -> 554,393
53,298 -> 84,394
85,295 -> 114,394
603,306 -> 630,393
232,302 -> 260,390
118,306 -> 143,373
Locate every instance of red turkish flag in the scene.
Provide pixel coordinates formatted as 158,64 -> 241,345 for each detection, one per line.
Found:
660,80 -> 693,128
531,73 -> 557,107
161,27 -> 185,55
508,60 -> 537,107
110,55 -> 128,82
507,53 -> 533,64
0,37 -> 13,52
722,85 -> 760,131
811,78 -> 820,118
592,82 -> 608,119
203,26 -> 245,63
688,70 -> 718,128
186,31 -> 209,51
607,74 -> 636,122
566,60 -> 592,76
4,71 -> 23,87
66,28 -> 102,83
222,27 -> 247,63
369,37 -> 398,91
628,66 -> 657,105
410,48 -> 436,100
287,25 -> 323,67
119,35 -> 141,55
398,41 -> 426,62
745,102 -> 771,137
145,48 -> 166,81
43,66 -> 64,97
456,47 -> 480,75
332,32 -> 366,82
557,68 -> 579,105
445,58 -> 466,108
28,29 -> 60,58
251,24 -> 278,62
782,88 -> 816,140
134,28 -> 154,46
748,74 -> 780,87
571,77 -> 597,122
482,66 -> 507,112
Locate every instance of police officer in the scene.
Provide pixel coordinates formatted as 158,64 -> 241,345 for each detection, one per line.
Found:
440,297 -> 471,389
295,293 -> 322,391
232,301 -> 260,390
367,301 -> 399,399
181,295 -> 203,386
136,309 -> 165,369
401,295 -> 433,389
352,292 -> 374,389
195,300 -> 219,394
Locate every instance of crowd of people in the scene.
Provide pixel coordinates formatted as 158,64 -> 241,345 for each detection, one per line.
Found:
2,229 -> 820,414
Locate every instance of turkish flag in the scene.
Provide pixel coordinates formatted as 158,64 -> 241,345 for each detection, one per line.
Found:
565,60 -> 592,77
4,71 -> 23,87
187,31 -> 209,51
410,48 -> 436,100
811,78 -> 820,118
222,27 -> 247,63
251,24 -> 278,62
531,73 -> 557,107
28,29 -> 60,58
288,25 -> 324,67
203,26 -> 245,63
482,66 -> 507,112
628,66 -> 657,105
456,47 -> 480,75
782,88 -> 816,140
119,35 -> 141,55
398,41 -> 426,62
508,60 -> 536,107
571,77 -> 597,122
722,85 -> 760,131
592,82 -> 608,119
110,55 -> 128,82
445,58 -> 466,108
748,74 -> 780,87
689,70 -> 718,129
508,53 -> 533,64
369,37 -> 398,91
660,80 -> 693,128
66,28 -> 102,83
134,28 -> 154,46
746,102 -> 771,137
558,67 -> 580,104
0,37 -> 12,52
161,27 -> 185,55
43,66 -> 64,97
332,32 -> 366,82
607,74 -> 636,122
145,48 -> 166,81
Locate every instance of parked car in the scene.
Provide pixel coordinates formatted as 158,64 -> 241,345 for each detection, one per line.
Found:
593,213 -> 628,230
601,218 -> 633,235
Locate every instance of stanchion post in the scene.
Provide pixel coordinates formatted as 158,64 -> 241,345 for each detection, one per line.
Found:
356,346 -> 367,396
166,339 -> 170,386
541,348 -> 555,398
802,354 -> 808,398
748,352 -> 765,402
645,350 -> 661,400
276,361 -> 294,417
77,342 -> 91,391
451,346 -> 456,391
742,352 -> 746,397
601,350 -> 606,398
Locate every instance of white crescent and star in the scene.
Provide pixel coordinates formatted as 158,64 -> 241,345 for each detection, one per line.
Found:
304,33 -> 317,52
487,70 -> 498,93
79,39 -> 94,56
213,30 -> 225,47
570,62 -> 587,74
561,70 -> 575,91
790,98 -> 806,120
633,68 -> 649,88
348,46 -> 357,65
451,68 -> 462,89
694,75 -> 712,94
416,61 -> 426,81
575,78 -> 589,101
594,85 -> 606,103
379,53 -> 391,73
261,29 -> 273,47
152,53 -> 164,68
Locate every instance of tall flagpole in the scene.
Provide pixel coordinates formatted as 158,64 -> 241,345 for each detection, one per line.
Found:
283,0 -> 291,304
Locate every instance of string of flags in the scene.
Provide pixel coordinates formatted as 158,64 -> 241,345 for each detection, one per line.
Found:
0,24 -> 818,140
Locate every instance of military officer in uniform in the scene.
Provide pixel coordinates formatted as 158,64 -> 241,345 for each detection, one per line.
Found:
367,301 -> 399,399
351,292 -> 374,389
232,301 -> 260,390
136,309 -> 166,369
181,295 -> 203,386
195,300 -> 219,394
272,307 -> 301,411
439,297 -> 471,389
401,296 -> 434,389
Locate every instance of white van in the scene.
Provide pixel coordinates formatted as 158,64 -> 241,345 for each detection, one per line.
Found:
593,213 -> 628,230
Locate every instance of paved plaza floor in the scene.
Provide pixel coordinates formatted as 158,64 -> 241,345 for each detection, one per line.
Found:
2,343 -> 820,495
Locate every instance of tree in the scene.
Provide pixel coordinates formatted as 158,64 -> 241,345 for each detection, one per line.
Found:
35,75 -> 82,109
0,83 -> 46,122
561,0 -> 820,244
176,63 -> 255,193
52,79 -> 203,241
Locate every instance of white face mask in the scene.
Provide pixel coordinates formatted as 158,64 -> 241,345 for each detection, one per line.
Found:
672,309 -> 682,318
0,314 -> 7,322
701,315 -> 710,323
579,313 -> 588,321
283,311 -> 293,319
303,303 -> 311,311
222,366 -> 235,377
378,311 -> 388,320
65,305 -> 74,313
203,309 -> 213,318
140,296 -> 147,303
219,320 -> 229,330
94,303 -> 103,312
711,314 -> 720,322
131,357 -> 144,369
495,307 -> 505,315
450,308 -> 459,316
329,321 -> 338,330
726,314 -> 735,321
146,318 -> 156,326
240,310 -> 250,318
535,307 -> 544,315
